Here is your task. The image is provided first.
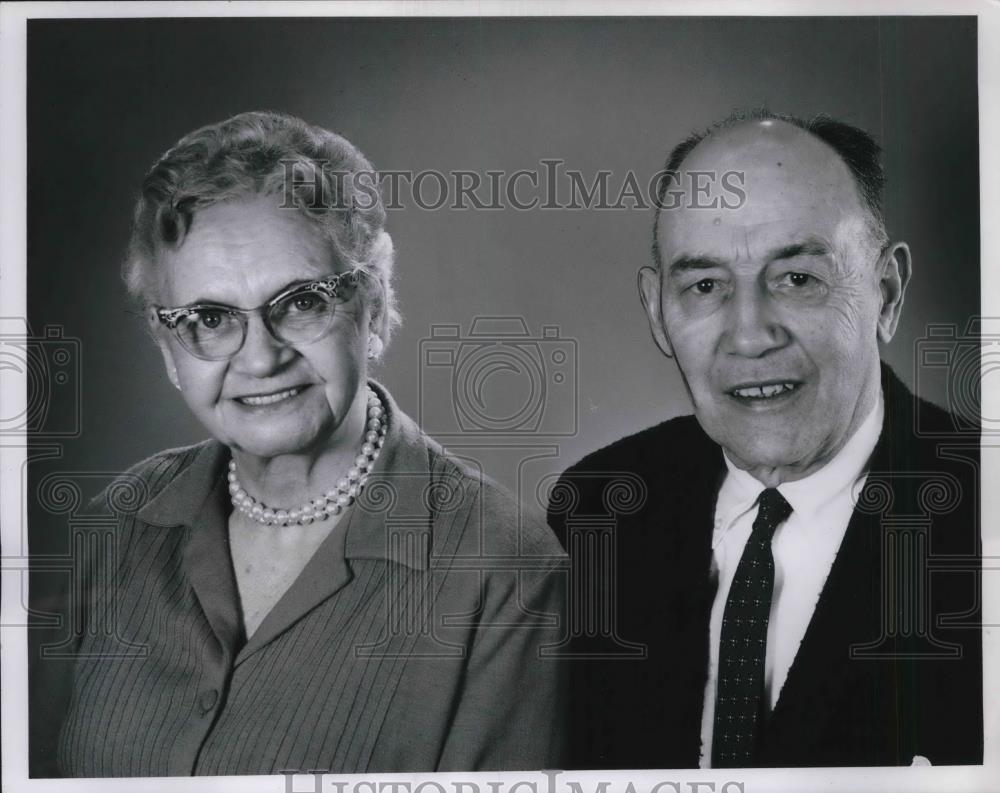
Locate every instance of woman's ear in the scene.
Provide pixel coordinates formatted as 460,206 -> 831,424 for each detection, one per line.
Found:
158,342 -> 182,390
367,332 -> 384,361
148,311 -> 182,389
145,306 -> 160,337
365,297 -> 390,361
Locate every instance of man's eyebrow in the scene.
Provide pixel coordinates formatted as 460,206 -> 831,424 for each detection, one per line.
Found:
667,255 -> 728,274
769,239 -> 831,261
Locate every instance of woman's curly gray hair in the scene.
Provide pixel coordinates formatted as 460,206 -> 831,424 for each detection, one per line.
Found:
124,110 -> 400,344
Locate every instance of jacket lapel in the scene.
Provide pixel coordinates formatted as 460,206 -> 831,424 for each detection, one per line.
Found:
233,511 -> 354,667
760,489 -> 881,761
654,428 -> 725,766
760,365 -> 911,763
135,441 -> 245,661
182,471 -> 247,660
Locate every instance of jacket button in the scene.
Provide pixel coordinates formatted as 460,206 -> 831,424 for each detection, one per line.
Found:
199,689 -> 219,712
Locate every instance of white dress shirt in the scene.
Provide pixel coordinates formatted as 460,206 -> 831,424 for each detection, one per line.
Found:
698,393 -> 884,767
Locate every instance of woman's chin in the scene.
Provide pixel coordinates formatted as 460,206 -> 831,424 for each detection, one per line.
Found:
226,427 -> 327,460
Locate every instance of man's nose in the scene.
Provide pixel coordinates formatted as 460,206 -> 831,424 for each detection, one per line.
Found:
721,285 -> 789,358
231,313 -> 293,375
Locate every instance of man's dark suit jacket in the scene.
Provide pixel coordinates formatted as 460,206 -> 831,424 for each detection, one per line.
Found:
547,365 -> 982,768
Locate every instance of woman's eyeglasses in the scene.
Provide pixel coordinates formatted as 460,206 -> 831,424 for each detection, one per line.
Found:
154,269 -> 370,361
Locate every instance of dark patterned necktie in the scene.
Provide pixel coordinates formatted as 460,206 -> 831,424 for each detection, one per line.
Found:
711,487 -> 793,768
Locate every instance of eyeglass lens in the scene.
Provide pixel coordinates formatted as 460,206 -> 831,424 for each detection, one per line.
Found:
174,285 -> 348,359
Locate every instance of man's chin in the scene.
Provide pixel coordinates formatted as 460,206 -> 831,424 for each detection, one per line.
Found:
727,446 -> 797,473
699,420 -> 810,476
718,432 -> 837,484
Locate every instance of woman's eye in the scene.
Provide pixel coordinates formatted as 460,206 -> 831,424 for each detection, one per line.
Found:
785,272 -> 813,287
292,294 -> 319,311
198,310 -> 224,329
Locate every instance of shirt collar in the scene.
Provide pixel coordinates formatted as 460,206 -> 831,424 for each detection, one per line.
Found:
134,440 -> 228,528
714,389 -> 884,545
134,379 -> 433,570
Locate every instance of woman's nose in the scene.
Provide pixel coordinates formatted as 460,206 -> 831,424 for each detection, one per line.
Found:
231,312 -> 291,375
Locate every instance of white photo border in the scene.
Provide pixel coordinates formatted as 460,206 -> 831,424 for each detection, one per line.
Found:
2,2 -> 996,792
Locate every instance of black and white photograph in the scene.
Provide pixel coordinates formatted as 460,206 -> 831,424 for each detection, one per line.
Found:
1,2 -> 997,792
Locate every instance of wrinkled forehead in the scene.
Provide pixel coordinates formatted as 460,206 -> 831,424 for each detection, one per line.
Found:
169,195 -> 330,259
657,121 -> 870,260
155,195 -> 337,305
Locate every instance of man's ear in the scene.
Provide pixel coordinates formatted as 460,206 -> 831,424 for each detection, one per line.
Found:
876,241 -> 912,344
148,309 -> 181,389
638,266 -> 674,358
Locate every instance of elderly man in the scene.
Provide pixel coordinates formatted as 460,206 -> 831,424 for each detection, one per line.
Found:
548,110 -> 982,768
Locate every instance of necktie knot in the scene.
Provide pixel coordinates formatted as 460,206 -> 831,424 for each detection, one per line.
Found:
753,488 -> 792,541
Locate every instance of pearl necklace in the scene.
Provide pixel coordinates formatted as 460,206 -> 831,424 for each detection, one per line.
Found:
227,386 -> 386,527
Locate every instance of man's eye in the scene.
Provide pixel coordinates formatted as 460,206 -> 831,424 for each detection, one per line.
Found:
773,270 -> 827,300
693,279 -> 717,294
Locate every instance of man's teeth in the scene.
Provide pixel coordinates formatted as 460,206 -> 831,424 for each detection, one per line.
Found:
732,383 -> 797,399
238,387 -> 301,406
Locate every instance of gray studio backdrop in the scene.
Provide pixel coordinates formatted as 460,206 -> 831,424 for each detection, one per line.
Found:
25,15 -> 979,773
27,16 -> 979,497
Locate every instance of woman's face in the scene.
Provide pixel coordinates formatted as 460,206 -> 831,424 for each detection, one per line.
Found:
153,194 -> 370,460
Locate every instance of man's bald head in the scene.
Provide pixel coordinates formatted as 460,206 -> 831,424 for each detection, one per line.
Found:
651,109 -> 888,268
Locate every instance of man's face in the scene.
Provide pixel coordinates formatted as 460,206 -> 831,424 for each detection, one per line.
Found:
642,120 -> 908,482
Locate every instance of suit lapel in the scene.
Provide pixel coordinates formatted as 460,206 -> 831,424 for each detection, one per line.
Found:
760,489 -> 881,760
655,432 -> 725,765
761,365 -> 911,763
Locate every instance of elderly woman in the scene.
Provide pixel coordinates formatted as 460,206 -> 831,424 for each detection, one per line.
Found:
53,111 -> 565,776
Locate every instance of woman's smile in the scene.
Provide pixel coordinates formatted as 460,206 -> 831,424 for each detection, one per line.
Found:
233,384 -> 310,408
